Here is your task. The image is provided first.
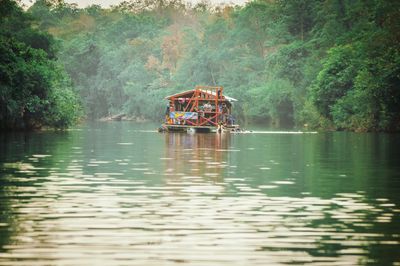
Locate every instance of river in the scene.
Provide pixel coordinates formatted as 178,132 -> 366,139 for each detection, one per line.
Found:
0,122 -> 399,265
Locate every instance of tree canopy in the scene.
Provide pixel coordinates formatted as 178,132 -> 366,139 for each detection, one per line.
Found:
0,0 -> 81,130
1,0 -> 399,131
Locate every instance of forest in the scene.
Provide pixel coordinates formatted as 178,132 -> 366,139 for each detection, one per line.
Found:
1,0 -> 399,131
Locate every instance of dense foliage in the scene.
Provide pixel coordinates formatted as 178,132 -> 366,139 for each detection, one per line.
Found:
3,0 -> 399,131
0,0 -> 81,130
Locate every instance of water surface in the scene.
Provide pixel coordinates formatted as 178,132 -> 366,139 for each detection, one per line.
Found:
1,122 -> 399,265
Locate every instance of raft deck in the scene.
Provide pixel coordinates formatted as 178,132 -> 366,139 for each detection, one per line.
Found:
163,124 -> 215,132
162,123 -> 241,133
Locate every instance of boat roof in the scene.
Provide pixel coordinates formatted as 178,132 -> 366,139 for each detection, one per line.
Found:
164,89 -> 238,102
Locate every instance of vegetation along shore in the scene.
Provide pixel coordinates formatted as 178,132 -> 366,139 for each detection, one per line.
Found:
1,0 -> 399,132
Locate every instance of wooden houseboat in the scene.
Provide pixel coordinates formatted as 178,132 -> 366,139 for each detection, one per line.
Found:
161,86 -> 240,133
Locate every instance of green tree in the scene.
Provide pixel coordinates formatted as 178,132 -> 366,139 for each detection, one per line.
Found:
0,0 -> 81,130
24,0 -> 400,131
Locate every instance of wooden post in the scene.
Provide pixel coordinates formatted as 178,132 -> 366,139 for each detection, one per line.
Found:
195,89 -> 199,126
215,87 -> 218,124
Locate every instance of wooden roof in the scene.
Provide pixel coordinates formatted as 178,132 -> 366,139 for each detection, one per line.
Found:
164,89 -> 238,102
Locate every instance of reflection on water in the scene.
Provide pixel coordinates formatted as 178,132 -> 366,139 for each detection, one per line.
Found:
0,122 -> 399,265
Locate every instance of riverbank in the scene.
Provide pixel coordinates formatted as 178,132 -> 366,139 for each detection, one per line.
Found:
99,114 -> 148,122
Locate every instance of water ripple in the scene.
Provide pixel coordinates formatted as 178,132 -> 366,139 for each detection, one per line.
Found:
1,125 -> 399,265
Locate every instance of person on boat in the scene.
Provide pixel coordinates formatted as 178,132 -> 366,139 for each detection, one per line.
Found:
227,114 -> 235,125
203,102 -> 212,113
196,105 -> 204,118
203,102 -> 212,124
165,104 -> 170,122
221,103 -> 228,123
218,103 -> 223,121
178,98 -> 187,111
217,121 -> 224,133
